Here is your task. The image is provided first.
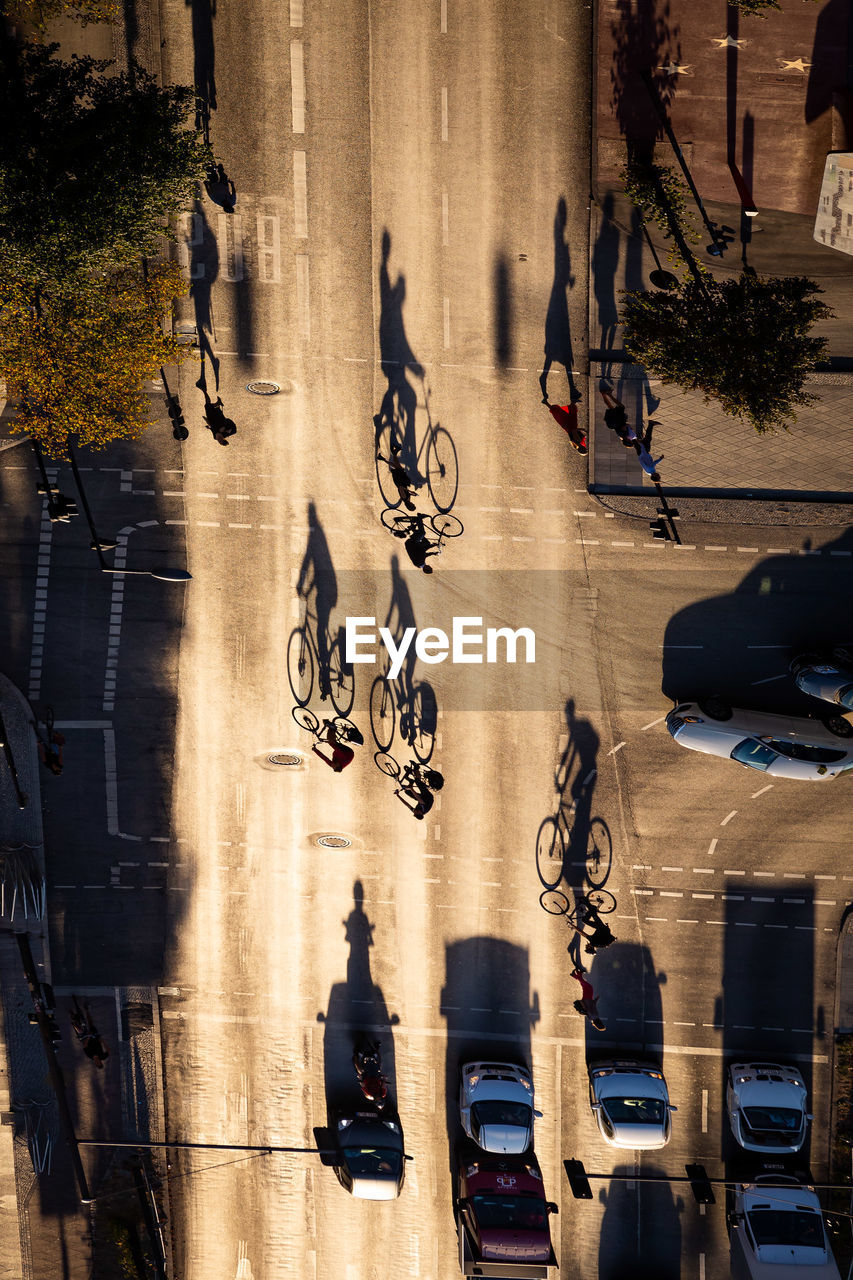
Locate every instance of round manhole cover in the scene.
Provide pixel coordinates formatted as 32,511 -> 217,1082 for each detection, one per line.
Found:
246,380 -> 281,396
316,834 -> 352,849
268,752 -> 303,767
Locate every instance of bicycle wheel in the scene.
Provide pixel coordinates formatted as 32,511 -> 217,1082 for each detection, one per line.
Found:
536,817 -> 565,890
369,675 -> 396,750
375,421 -> 404,509
585,817 -> 613,890
374,751 -> 401,779
292,706 -> 320,734
381,508 -> 412,536
429,512 -> 463,540
287,627 -> 314,706
426,425 -> 459,514
540,888 -> 570,916
582,888 -> 616,915
328,636 -> 355,717
409,682 -> 437,763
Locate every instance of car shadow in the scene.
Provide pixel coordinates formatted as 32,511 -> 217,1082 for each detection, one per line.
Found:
585,940 -> 666,1065
597,1165 -> 683,1280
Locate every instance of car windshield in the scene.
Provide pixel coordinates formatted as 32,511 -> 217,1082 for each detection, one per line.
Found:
747,1209 -> 824,1249
838,684 -> 853,711
471,1101 -> 532,1139
601,1096 -> 665,1125
763,738 -> 845,763
731,739 -> 778,770
342,1147 -> 402,1178
742,1106 -> 802,1133
471,1195 -> 548,1231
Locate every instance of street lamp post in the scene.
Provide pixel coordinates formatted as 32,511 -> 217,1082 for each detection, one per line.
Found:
65,441 -> 191,582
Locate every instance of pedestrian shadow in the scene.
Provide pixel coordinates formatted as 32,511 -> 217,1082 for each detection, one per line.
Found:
188,200 -> 220,392
591,194 -> 621,378
805,0 -> 848,126
316,880 -> 399,1120
440,937 -> 540,1174
288,504 -> 354,716
368,554 -> 438,761
539,198 -> 581,404
494,251 -> 513,369
620,206 -> 662,419
597,1168 -> 683,1280
535,699 -> 604,894
374,231 -> 459,513
186,0 -> 217,125
660,528 -> 853,710
609,0 -> 682,161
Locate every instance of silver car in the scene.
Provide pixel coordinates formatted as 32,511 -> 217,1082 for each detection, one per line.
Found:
727,1062 -> 811,1154
791,648 -> 853,717
666,700 -> 853,781
459,1061 -> 541,1155
588,1060 -> 675,1150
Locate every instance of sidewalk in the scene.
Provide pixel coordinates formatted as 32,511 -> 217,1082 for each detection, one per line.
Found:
590,0 -> 853,498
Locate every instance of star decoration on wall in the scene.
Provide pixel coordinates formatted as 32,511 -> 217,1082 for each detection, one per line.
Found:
657,61 -> 693,76
778,57 -> 811,73
711,36 -> 746,49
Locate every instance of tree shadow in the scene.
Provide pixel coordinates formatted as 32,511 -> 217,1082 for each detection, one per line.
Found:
440,937 -> 540,1175
539,198 -> 581,404
317,880 -> 399,1118
610,0 -> 682,162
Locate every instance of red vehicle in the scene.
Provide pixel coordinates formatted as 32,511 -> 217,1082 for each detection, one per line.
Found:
456,1151 -> 558,1277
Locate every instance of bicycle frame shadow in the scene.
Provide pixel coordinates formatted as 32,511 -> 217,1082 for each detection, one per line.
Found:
368,555 -> 439,763
287,503 -> 354,717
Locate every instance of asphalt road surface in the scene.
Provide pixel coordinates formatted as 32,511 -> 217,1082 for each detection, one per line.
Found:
0,1 -> 849,1278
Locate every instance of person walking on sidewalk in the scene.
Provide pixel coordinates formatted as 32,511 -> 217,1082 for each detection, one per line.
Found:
571,967 -> 606,1030
543,398 -> 588,455
33,708 -> 64,776
626,421 -> 664,481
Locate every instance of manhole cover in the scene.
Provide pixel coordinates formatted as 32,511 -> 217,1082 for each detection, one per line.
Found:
246,380 -> 281,396
316,834 -> 352,849
268,752 -> 303,767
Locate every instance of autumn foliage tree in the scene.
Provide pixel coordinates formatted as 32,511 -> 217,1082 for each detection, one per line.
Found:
0,0 -> 118,33
0,257 -> 193,454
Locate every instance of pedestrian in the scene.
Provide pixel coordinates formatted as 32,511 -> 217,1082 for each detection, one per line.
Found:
571,967 -> 606,1031
599,386 -> 634,448
82,1032 -> 109,1069
377,443 -> 417,509
626,421 -> 664,481
544,400 -> 588,455
33,710 -> 64,776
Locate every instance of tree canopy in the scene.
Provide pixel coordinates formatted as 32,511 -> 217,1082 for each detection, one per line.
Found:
0,44 -> 210,274
0,256 -> 193,455
622,273 -> 831,434
0,0 -> 118,33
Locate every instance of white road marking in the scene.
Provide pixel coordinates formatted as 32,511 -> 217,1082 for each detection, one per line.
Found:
707,838 -> 718,855
29,478 -> 56,701
441,87 -> 448,140
293,151 -> 308,238
290,41 -> 305,132
442,191 -> 449,244
720,812 -> 737,826
290,0 -> 302,24
751,784 -> 773,798
724,869 -> 746,876
441,0 -> 447,32
641,715 -> 666,730
704,546 -> 727,552
737,546 -> 759,553
662,866 -> 683,872
693,868 -> 714,875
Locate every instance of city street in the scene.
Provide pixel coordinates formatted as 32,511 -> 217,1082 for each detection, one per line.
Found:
0,0 -> 851,1278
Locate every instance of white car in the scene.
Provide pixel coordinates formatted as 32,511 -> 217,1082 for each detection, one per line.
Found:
731,1176 -> 841,1280
791,649 -> 853,714
727,1062 -> 811,1154
587,1060 -> 675,1150
666,700 -> 853,780
459,1061 -> 541,1154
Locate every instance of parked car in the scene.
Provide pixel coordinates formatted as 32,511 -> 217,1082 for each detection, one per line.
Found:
456,1152 -> 557,1269
791,649 -> 853,715
727,1062 -> 811,1154
459,1061 -> 541,1155
666,700 -> 853,780
331,1108 -> 406,1200
588,1060 -> 675,1150
730,1175 -> 841,1280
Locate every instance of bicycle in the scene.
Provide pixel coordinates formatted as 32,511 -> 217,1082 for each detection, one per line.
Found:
374,752 -> 444,816
380,509 -> 464,545
287,612 -> 354,716
374,381 -> 458,513
369,658 -> 438,761
292,707 -> 364,746
539,888 -> 616,925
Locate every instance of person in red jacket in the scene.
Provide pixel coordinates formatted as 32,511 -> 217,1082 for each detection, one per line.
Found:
543,399 -> 588,455
571,967 -> 606,1030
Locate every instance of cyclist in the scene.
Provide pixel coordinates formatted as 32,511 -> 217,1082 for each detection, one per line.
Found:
377,442 -> 417,511
402,514 -> 440,573
312,722 -> 356,772
573,916 -> 616,955
395,765 -> 444,819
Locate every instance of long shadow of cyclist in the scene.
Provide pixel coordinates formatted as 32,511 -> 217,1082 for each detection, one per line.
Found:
375,229 -> 424,483
294,502 -> 342,705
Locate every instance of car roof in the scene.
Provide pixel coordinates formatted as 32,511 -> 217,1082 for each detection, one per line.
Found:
337,1112 -> 404,1150
470,1079 -> 533,1106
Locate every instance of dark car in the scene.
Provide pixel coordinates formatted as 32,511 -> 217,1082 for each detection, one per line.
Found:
332,1108 -> 406,1200
456,1152 -> 557,1266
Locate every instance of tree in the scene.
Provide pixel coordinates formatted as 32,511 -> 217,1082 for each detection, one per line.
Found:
0,44 -> 210,274
621,273 -> 831,434
0,256 -> 195,455
0,0 -> 118,32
